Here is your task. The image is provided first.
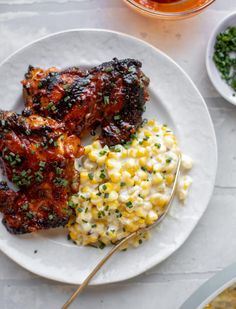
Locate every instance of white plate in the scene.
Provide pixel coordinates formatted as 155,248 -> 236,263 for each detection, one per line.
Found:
0,29 -> 217,285
206,12 -> 236,105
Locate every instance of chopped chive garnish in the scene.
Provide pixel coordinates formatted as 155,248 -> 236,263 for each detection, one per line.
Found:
99,242 -> 106,249
39,161 -> 46,168
155,143 -> 161,149
68,200 -> 77,209
21,203 -> 29,211
103,96 -> 110,105
166,157 -> 172,164
126,201 -> 133,208
100,171 -> 106,179
114,114 -> 121,120
48,214 -> 54,220
88,172 -> 94,180
99,150 -> 107,156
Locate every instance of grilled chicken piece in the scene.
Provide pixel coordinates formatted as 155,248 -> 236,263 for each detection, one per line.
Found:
0,111 -> 83,233
22,58 -> 150,145
0,58 -> 150,234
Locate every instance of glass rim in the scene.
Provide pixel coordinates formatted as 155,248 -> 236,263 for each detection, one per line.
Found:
125,0 -> 216,17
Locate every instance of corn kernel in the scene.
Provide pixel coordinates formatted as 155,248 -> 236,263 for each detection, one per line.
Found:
87,235 -> 98,243
137,147 -> 147,157
153,126 -> 159,132
97,156 -> 106,166
124,160 -> 138,175
141,181 -> 151,190
183,183 -> 189,190
145,216 -> 155,225
69,231 -> 77,240
146,161 -> 153,172
139,157 -> 147,166
128,148 -> 137,158
92,141 -> 102,149
147,119 -> 155,126
152,173 -> 163,185
92,199 -> 103,208
121,150 -> 128,158
131,140 -> 138,147
84,145 -> 92,154
122,171 -> 131,181
108,152 -> 119,159
106,159 -> 116,169
135,179 -> 142,185
125,223 -> 138,233
136,208 -> 146,218
107,191 -> 118,201
166,174 -> 174,186
136,170 -> 148,181
143,141 -> 151,147
136,218 -> 145,227
144,130 -> 152,137
106,200 -> 119,210
80,171 -> 88,183
140,189 -> 149,197
157,197 -> 168,208
109,171 -> 121,183
91,207 -> 98,217
88,151 -> 97,162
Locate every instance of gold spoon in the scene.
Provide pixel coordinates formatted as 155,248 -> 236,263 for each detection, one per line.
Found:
62,153 -> 182,309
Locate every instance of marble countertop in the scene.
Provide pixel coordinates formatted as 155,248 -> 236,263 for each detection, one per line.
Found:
0,1 -> 236,308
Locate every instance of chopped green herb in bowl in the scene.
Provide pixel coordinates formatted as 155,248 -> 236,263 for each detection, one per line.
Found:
213,26 -> 236,93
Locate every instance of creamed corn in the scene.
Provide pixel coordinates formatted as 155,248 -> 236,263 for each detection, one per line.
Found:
68,120 -> 193,248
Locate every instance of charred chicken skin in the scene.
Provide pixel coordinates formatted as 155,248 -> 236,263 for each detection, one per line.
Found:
0,58 -> 150,234
0,111 -> 83,233
22,58 -> 150,145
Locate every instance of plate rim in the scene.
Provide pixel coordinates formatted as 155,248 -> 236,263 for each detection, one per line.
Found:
0,28 -> 218,285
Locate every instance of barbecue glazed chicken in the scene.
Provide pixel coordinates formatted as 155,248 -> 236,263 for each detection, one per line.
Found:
22,58 -> 150,145
0,111 -> 83,233
0,58 -> 150,234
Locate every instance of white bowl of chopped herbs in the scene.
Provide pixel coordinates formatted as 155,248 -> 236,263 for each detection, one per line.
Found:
206,12 -> 236,105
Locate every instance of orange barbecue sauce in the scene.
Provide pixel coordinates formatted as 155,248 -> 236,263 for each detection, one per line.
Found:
133,0 -> 209,13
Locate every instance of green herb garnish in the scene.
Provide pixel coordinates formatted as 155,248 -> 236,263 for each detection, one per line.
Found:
155,143 -> 161,149
99,150 -> 107,156
21,203 -> 29,211
100,170 -> 106,179
88,172 -> 94,180
213,26 -> 236,93
114,114 -> 121,120
166,157 -> 172,164
39,161 -> 46,168
68,200 -> 77,209
126,201 -> 133,208
53,177 -> 68,187
103,96 -> 110,105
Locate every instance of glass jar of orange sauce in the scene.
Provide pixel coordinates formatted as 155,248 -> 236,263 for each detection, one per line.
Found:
124,0 -> 215,19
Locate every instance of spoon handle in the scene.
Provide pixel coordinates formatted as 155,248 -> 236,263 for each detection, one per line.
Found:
61,231 -> 137,309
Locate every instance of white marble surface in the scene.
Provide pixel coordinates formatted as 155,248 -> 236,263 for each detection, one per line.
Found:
0,1 -> 236,308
